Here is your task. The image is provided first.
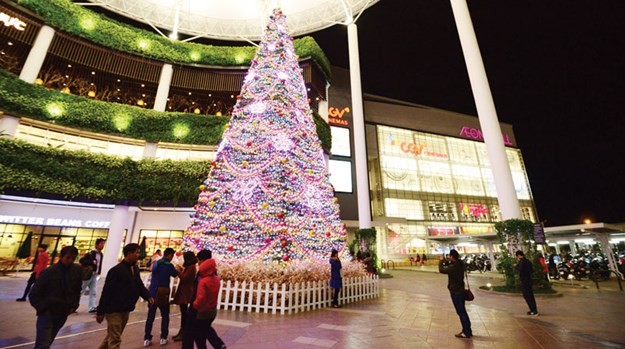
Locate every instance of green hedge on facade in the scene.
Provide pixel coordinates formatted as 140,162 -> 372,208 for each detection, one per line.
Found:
0,70 -> 332,151
17,0 -> 332,80
0,138 -> 207,204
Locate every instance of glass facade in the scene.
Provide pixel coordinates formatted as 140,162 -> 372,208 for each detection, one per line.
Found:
0,223 -> 108,266
370,125 -> 536,258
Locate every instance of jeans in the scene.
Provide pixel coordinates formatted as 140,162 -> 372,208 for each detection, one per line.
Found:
450,292 -> 472,337
182,308 -> 224,349
98,312 -> 130,349
521,286 -> 538,313
34,312 -> 68,349
81,274 -> 99,310
145,300 -> 171,340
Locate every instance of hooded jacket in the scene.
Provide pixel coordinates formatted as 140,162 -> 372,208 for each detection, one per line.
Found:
193,259 -> 220,312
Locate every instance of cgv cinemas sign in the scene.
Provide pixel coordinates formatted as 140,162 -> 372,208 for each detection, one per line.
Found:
328,107 -> 350,126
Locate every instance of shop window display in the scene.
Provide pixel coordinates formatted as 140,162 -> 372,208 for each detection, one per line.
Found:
139,230 -> 184,260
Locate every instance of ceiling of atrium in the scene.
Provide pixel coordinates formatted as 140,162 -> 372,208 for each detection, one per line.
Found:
85,0 -> 379,41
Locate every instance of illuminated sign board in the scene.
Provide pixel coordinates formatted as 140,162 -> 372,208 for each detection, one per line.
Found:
458,203 -> 489,217
0,12 -> 27,31
388,134 -> 449,159
328,107 -> 350,126
459,126 -> 513,146
328,159 -> 353,193
0,215 -> 111,228
427,227 -> 458,236
330,126 -> 351,157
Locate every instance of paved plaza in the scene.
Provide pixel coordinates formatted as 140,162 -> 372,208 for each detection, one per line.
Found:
1,268 -> 624,349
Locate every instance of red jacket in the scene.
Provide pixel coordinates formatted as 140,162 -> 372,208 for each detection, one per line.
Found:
193,259 -> 220,312
33,251 -> 49,278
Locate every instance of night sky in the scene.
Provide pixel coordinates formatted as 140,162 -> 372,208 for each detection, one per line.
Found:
309,0 -> 625,227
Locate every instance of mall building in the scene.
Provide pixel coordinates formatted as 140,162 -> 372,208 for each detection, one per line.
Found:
0,0 -> 537,266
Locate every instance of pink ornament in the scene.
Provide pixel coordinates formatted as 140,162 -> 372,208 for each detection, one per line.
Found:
282,254 -> 289,261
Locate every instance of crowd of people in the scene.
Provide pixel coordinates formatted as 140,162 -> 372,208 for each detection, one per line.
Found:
16,239 -> 546,346
16,241 -> 226,349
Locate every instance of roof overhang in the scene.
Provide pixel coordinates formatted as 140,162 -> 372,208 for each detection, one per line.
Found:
84,0 -> 380,41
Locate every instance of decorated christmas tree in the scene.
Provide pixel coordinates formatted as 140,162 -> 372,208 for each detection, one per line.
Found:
184,9 -> 346,263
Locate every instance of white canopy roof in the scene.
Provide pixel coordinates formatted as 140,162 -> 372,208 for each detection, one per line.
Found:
85,0 -> 379,41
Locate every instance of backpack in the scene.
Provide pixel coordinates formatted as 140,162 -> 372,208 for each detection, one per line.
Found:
82,265 -> 94,280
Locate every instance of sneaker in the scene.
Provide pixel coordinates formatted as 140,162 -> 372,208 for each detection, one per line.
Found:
15,298 -> 26,302
527,311 -> 539,316
159,338 -> 168,345
454,332 -> 472,339
143,339 -> 151,347
88,308 -> 97,313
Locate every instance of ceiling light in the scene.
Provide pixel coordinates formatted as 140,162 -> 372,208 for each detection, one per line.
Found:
91,71 -> 96,75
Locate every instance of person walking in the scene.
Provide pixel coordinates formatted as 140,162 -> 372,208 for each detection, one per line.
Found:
96,243 -> 153,349
514,250 -> 538,315
16,244 -> 49,302
144,248 -> 179,346
182,249 -> 226,349
171,251 -> 198,342
329,249 -> 342,308
80,238 -> 106,313
28,246 -> 82,349
438,249 -> 472,339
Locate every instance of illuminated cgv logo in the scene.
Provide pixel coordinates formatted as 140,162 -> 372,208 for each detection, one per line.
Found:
459,126 -> 513,146
388,134 -> 448,159
0,12 -> 27,31
328,107 -> 350,126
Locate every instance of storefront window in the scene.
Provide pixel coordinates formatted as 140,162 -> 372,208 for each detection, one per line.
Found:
0,223 -> 110,265
139,230 -> 184,259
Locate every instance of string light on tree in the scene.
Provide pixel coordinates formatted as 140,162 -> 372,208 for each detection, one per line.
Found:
184,9 -> 346,263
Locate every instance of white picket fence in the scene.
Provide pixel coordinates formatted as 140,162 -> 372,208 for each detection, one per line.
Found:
143,274 -> 379,315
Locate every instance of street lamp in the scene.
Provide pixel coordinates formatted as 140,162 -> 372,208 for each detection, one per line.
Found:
583,219 -> 592,224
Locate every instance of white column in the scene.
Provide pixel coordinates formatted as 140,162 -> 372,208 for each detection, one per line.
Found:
101,205 -> 129,278
0,114 -> 20,137
19,25 -> 55,84
143,142 -> 158,158
153,64 -> 173,112
450,0 -> 521,220
347,23 -> 372,229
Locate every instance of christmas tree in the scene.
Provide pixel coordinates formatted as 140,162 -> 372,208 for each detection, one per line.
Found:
184,9 -> 346,263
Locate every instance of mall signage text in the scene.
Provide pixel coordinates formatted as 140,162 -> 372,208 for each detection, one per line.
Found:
398,141 -> 448,159
459,126 -> 513,146
328,107 -> 350,126
0,215 -> 111,228
0,12 -> 27,31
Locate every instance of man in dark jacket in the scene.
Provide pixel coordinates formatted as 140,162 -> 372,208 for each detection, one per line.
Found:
96,243 -> 153,349
29,245 -> 82,349
515,250 -> 538,315
439,249 -> 472,339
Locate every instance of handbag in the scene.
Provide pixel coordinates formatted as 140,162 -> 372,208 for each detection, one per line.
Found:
464,269 -> 475,301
